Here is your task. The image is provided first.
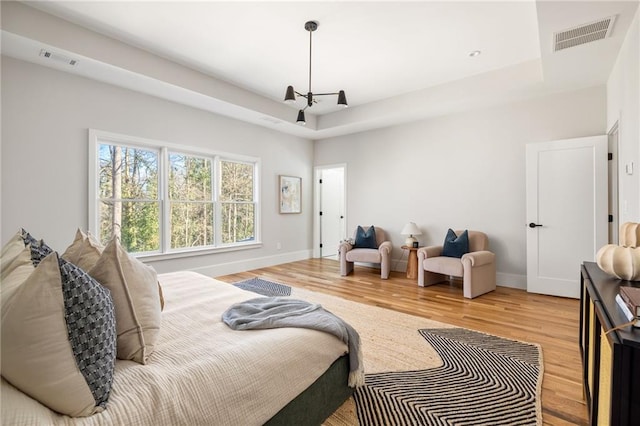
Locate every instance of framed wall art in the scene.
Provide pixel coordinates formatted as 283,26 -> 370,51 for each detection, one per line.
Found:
279,175 -> 301,214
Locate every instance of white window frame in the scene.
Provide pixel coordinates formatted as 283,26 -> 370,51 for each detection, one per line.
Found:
88,129 -> 262,260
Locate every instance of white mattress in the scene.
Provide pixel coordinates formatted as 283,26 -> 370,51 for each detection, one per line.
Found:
1,271 -> 348,425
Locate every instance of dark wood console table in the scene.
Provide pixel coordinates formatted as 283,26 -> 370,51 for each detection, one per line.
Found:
580,262 -> 640,425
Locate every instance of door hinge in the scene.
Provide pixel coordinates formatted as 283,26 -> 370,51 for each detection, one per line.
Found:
319,243 -> 323,248
608,153 -> 613,161
609,214 -> 614,223
319,179 -> 323,184
319,211 -> 323,216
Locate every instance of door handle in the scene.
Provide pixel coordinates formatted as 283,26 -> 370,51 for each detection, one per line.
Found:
529,223 -> 543,228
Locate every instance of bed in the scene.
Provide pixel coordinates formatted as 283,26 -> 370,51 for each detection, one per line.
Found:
1,271 -> 353,425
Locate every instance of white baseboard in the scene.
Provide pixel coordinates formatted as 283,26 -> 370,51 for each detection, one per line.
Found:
496,272 -> 527,290
191,252 -> 527,291
392,259 -> 408,273
392,257 -> 526,290
191,250 -> 313,277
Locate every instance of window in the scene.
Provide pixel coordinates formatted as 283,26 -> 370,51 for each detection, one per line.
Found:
90,130 -> 260,256
98,144 -> 160,253
169,153 -> 214,249
220,160 -> 255,244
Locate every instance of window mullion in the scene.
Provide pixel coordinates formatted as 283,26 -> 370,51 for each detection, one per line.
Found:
214,155 -> 221,247
88,132 -> 100,236
253,160 -> 260,244
160,147 -> 170,253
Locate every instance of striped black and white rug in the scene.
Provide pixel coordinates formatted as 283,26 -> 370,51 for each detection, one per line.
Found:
354,328 -> 542,426
233,277 -> 292,297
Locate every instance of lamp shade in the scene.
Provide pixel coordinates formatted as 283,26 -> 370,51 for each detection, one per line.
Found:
401,222 -> 421,236
337,90 -> 348,107
401,222 -> 421,247
284,86 -> 296,103
296,110 -> 306,125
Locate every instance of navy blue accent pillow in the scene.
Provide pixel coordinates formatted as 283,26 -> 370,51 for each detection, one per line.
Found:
442,229 -> 469,258
354,226 -> 378,249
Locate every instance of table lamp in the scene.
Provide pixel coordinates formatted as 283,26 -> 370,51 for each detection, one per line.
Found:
401,222 -> 422,246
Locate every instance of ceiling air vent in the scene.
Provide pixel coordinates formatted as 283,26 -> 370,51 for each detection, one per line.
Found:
553,15 -> 616,52
39,49 -> 78,66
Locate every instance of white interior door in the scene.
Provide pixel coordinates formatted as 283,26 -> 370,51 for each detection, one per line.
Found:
319,167 -> 345,258
526,136 -> 607,298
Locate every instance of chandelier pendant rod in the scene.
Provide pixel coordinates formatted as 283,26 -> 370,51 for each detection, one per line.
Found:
308,26 -> 313,106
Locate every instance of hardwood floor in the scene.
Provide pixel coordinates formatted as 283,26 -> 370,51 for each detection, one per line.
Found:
216,258 -> 588,426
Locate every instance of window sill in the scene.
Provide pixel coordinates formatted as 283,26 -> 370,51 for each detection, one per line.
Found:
134,242 -> 263,262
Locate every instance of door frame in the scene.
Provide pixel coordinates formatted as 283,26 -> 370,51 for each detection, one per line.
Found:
608,121 -> 620,244
313,164 -> 347,258
525,135 -> 608,298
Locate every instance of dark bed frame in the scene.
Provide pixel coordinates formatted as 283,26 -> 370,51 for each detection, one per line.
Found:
265,355 -> 354,425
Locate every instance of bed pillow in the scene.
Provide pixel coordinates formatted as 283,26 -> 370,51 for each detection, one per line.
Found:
29,239 -> 54,267
354,226 -> 378,249
1,232 -> 26,273
442,229 -> 469,258
88,238 -> 162,364
1,229 -> 51,304
1,229 -> 52,285
1,252 -> 116,417
1,245 -> 34,307
63,229 -> 165,312
0,228 -> 42,262
61,228 -> 88,264
20,228 -> 38,247
61,228 -> 105,270
158,281 -> 165,311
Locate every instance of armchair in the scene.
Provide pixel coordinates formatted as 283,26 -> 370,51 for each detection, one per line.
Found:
339,226 -> 392,279
417,230 -> 496,299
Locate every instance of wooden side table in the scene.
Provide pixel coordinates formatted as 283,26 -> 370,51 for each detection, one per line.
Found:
401,245 -> 421,279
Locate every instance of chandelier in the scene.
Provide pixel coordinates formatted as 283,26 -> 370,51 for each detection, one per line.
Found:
284,21 -> 348,125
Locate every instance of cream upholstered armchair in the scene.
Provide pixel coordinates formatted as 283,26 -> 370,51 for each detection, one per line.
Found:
339,226 -> 392,279
417,230 -> 496,299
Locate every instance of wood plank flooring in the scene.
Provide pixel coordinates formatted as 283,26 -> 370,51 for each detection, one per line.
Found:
216,258 -> 588,426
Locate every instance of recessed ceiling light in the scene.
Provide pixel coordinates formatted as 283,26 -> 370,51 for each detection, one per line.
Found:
469,50 -> 481,57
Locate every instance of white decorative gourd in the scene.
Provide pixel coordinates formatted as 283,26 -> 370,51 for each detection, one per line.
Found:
620,222 -> 640,248
595,222 -> 640,281
596,244 -> 640,281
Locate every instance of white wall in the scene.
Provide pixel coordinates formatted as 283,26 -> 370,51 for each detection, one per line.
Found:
607,7 -> 640,224
314,86 -> 607,287
1,56 -> 314,276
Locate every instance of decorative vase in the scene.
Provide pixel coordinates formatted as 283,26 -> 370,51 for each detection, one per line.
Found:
596,244 -> 640,281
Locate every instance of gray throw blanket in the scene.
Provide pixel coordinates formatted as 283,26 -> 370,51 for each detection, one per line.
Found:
222,297 -> 364,387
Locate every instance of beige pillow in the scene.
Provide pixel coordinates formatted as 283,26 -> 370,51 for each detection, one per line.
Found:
1,232 -> 25,274
158,281 -> 165,311
0,246 -> 34,305
75,235 -> 104,271
89,238 -> 161,364
1,252 -> 116,417
62,229 -> 104,271
63,229 -> 165,311
61,228 -> 87,264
